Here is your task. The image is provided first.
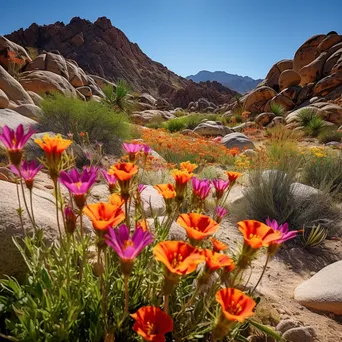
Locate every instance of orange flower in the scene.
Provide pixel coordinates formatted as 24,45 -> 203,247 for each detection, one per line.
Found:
136,218 -> 149,232
177,213 -> 219,241
109,162 -> 138,199
131,306 -> 173,341
154,183 -> 176,199
109,162 -> 138,181
238,220 -> 281,249
180,161 -> 198,173
108,193 -> 125,207
171,169 -> 193,201
153,241 -> 204,275
83,202 -> 125,232
216,288 -> 256,323
203,249 -> 235,271
226,171 -> 241,183
210,237 -> 229,252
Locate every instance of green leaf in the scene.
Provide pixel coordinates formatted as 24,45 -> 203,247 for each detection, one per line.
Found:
248,319 -> 284,341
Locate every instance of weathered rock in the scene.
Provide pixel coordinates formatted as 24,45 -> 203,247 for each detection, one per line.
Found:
0,108 -> 37,129
267,116 -> 286,128
255,112 -> 276,126
280,86 -> 299,101
279,69 -> 301,90
140,186 -> 166,217
155,98 -> 173,110
0,180 -> 60,278
264,59 -> 293,89
221,132 -> 255,151
12,103 -> 43,119
0,89 -> 9,109
299,52 -> 328,85
270,94 -> 295,111
193,121 -> 233,136
313,72 -> 342,96
131,110 -> 175,124
27,90 -> 43,106
76,86 -> 92,97
0,35 -> 31,70
290,182 -> 320,200
311,102 -> 342,125
276,320 -> 300,334
0,65 -> 34,105
282,327 -> 316,342
293,34 -> 326,72
323,48 -> 342,76
139,93 -> 156,106
66,60 -> 88,87
296,84 -> 314,105
232,122 -> 256,132
243,86 -> 277,113
19,70 -> 78,97
318,33 -> 341,52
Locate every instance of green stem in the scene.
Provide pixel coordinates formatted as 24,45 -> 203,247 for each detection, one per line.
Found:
124,275 -> 129,315
124,199 -> 130,227
29,189 -> 37,233
19,177 -> 34,228
252,253 -> 271,294
16,180 -> 25,236
53,179 -> 62,239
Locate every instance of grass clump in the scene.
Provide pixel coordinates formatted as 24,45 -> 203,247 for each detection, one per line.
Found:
39,93 -> 130,154
297,108 -> 317,127
304,116 -> 325,137
318,128 -> 342,144
269,102 -> 286,116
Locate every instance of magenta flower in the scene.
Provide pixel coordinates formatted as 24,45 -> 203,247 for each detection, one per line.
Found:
265,218 -> 298,244
191,177 -> 211,200
64,206 -> 77,234
216,206 -> 228,223
10,160 -> 43,190
142,144 -> 152,155
59,167 -> 97,209
138,184 -> 147,193
101,169 -> 117,192
105,224 -> 153,276
212,179 -> 230,200
123,143 -> 142,161
0,124 -> 35,166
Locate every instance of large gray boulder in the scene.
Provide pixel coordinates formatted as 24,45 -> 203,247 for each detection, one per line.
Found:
0,108 -> 37,130
193,121 -> 233,136
294,260 -> 342,315
221,132 -> 255,151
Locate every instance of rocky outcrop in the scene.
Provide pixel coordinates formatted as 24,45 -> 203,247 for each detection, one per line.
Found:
6,17 -> 238,108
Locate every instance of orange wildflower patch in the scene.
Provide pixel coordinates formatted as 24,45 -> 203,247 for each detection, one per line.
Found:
203,249 -> 235,271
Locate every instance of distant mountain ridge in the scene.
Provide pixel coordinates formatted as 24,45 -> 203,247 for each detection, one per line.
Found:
186,70 -> 262,94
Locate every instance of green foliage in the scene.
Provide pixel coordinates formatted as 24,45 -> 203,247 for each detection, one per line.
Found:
269,102 -> 286,116
297,108 -> 317,127
318,128 -> 342,144
304,116 -> 325,137
302,224 -> 328,248
39,94 -> 130,154
301,150 -> 342,198
102,80 -> 132,113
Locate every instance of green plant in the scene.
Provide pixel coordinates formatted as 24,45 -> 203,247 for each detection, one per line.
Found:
302,224 -> 328,248
26,47 -> 39,60
102,80 -> 132,113
304,116 -> 325,137
297,108 -> 317,127
264,125 -> 304,141
39,93 -> 130,154
163,118 -> 187,132
269,102 -> 286,116
318,128 -> 342,144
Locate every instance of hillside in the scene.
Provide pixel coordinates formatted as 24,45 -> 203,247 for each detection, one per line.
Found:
186,70 -> 262,94
6,17 -> 238,108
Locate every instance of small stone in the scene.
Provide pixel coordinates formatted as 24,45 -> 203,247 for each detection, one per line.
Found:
282,326 -> 316,342
276,319 -> 300,334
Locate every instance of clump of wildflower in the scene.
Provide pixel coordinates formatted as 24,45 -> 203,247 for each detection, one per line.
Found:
212,179 -> 230,201
215,206 -> 228,223
123,143 -> 142,162
101,169 -> 117,193
10,160 -> 43,190
171,169 -> 193,202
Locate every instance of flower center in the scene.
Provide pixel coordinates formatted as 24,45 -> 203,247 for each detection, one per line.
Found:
75,182 -> 83,189
248,233 -> 261,240
171,252 -> 183,268
123,239 -> 134,250
146,321 -> 156,335
226,300 -> 243,315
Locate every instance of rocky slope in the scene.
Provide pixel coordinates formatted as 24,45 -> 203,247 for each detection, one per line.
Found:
186,70 -> 262,94
6,17 -> 238,108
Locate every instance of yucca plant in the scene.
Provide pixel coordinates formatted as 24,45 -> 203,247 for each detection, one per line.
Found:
269,102 -> 286,116
302,224 -> 328,248
304,116 -> 325,137
297,108 -> 317,127
102,80 -> 133,113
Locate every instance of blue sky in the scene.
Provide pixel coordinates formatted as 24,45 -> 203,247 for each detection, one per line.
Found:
1,0 -> 341,79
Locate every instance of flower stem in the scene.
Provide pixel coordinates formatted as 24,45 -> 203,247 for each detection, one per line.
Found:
19,177 -> 34,229
53,179 -> 62,239
124,199 -> 130,227
16,180 -> 25,236
163,294 -> 169,314
124,275 -> 129,315
29,189 -> 37,233
252,253 -> 271,294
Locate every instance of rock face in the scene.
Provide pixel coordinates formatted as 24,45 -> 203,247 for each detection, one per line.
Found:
294,260 -> 342,315
0,180 -> 60,278
243,86 -> 277,113
6,17 -> 238,108
0,108 -> 37,129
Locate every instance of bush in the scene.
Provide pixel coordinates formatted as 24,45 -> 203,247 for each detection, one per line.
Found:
318,128 -> 342,144
39,94 -> 131,154
269,102 -> 286,116
102,80 -> 133,113
304,116 -> 325,137
297,108 -> 317,127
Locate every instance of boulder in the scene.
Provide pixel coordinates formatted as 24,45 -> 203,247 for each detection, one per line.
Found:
313,72 -> 342,96
323,48 -> 342,76
0,35 -> 31,70
255,112 -> 276,126
267,116 -> 286,128
131,110 -> 175,124
0,65 -> 34,105
12,103 -> 43,119
66,60 -> 89,87
221,132 -> 255,151
280,86 -> 299,101
27,91 -> 43,106
317,33 -> 341,52
299,52 -> 328,85
0,89 -> 9,109
269,94 -> 295,111
139,93 -> 157,106
45,52 -> 69,79
279,69 -> 301,90
294,260 -> 342,315
311,102 -> 342,125
296,84 -> 314,105
26,54 -> 46,71
232,122 -> 256,132
243,86 -> 277,113
282,327 -> 316,342
264,59 -> 293,89
293,34 -> 326,72
193,121 -> 233,136
19,70 -> 78,97
155,98 -> 173,110
140,186 -> 166,217
0,108 -> 37,130
276,320 -> 300,334
76,86 -> 92,97
0,180 -> 60,278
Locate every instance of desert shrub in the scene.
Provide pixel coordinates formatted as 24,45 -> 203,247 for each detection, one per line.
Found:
163,118 -> 187,132
39,93 -> 130,154
269,102 -> 285,116
304,116 -> 325,137
231,169 -> 341,237
318,128 -> 342,144
297,108 -> 317,127
264,125 -> 304,141
301,148 -> 342,198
